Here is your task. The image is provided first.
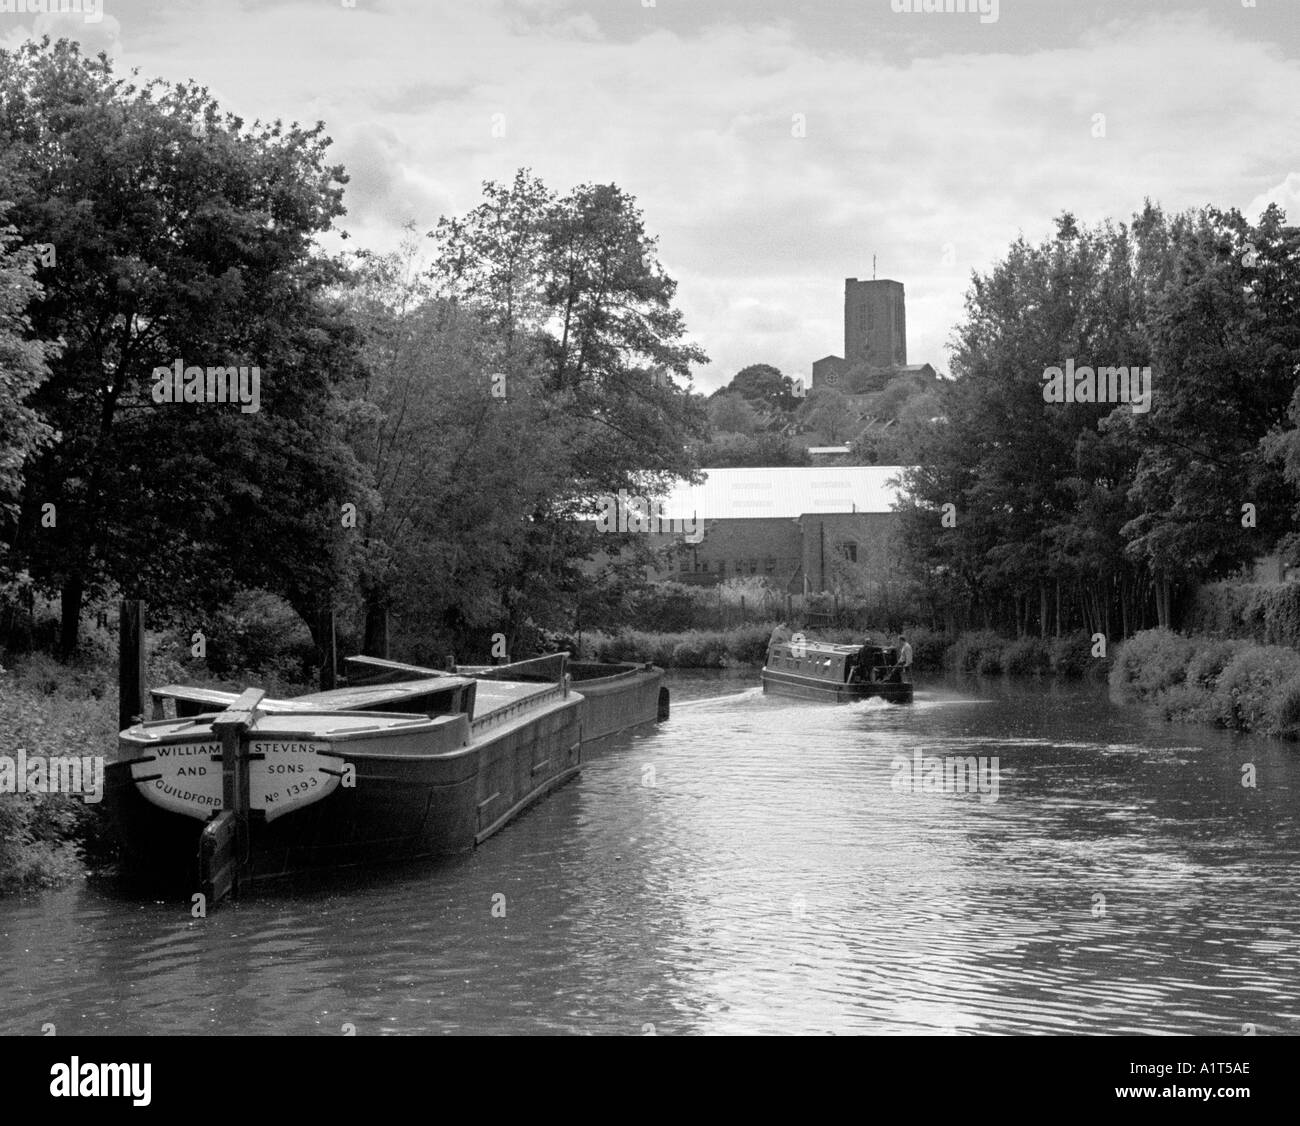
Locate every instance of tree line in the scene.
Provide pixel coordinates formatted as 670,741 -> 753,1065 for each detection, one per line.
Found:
895,205 -> 1300,639
5,40 -> 1298,666
0,39 -> 707,665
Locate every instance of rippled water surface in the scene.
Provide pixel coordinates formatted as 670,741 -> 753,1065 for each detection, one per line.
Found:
2,672 -> 1298,1035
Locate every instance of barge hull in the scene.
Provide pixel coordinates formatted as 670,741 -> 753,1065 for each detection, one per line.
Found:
107,691 -> 583,890
760,669 -> 913,704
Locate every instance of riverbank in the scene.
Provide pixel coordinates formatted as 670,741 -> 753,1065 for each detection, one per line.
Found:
582,624 -> 1106,678
0,648 -> 313,897
583,624 -> 954,669
1110,627 -> 1300,739
0,657 -> 118,894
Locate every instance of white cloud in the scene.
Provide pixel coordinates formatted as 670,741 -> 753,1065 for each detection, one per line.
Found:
10,1 -> 1294,391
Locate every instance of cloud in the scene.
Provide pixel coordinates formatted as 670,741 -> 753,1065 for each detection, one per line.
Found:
11,0 -> 1291,392
1246,173 -> 1300,223
332,123 -> 451,232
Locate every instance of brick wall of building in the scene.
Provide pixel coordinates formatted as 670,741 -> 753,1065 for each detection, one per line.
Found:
650,517 -> 804,591
799,512 -> 899,593
648,511 -> 903,594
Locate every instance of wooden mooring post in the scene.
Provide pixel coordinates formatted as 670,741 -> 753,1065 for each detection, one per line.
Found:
200,687 -> 265,905
118,599 -> 148,732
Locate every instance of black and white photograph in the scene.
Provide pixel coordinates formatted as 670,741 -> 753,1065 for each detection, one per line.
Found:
0,0 -> 1295,1102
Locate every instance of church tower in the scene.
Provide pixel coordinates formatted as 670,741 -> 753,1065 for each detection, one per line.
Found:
843,278 -> 906,369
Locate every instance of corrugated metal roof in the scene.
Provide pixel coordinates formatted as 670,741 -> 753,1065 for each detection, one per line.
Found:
655,466 -> 907,520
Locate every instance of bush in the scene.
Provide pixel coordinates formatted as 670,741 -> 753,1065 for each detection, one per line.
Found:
1270,675 -> 1300,739
624,584 -> 712,633
1109,629 -> 1195,701
1183,639 -> 1248,693
905,627 -> 949,672
1208,646 -> 1300,734
1003,638 -> 1051,676
203,590 -> 315,678
1156,682 -> 1212,724
1048,631 -> 1095,678
583,624 -> 782,667
670,637 -> 707,667
0,795 -> 84,895
727,626 -> 775,665
0,660 -> 122,895
949,631 -> 1004,674
976,646 -> 1005,676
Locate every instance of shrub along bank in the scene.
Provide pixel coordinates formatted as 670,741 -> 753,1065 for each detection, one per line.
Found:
0,636 -> 314,896
582,624 -> 953,670
1110,628 -> 1300,739
581,625 -> 1103,676
946,630 -> 1102,679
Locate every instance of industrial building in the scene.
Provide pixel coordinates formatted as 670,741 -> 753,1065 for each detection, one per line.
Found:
646,466 -> 908,594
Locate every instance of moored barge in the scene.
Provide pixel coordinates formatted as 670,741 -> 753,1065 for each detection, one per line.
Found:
106,653 -> 666,903
761,639 -> 913,704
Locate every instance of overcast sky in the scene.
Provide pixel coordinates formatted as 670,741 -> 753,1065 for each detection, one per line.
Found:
5,0 -> 1297,392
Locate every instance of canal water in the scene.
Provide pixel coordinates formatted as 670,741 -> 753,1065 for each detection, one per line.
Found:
2,672 -> 1298,1035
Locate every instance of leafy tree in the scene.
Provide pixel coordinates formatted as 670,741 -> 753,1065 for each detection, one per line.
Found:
706,392 -> 758,435
798,387 -> 854,444
0,38 -> 369,656
725,363 -> 799,413
699,433 -> 810,468
0,213 -> 56,540
898,202 -> 1300,638
425,172 -> 709,650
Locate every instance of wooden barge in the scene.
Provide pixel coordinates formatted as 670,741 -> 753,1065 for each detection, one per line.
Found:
106,654 -> 666,902
761,639 -> 913,704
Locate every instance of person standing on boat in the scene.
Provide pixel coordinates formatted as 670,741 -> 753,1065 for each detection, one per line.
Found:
896,634 -> 913,680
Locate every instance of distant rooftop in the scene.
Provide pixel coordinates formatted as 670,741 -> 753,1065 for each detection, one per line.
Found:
655,466 -> 908,520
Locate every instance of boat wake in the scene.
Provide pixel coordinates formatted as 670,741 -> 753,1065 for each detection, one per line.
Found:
674,687 -> 764,708
846,696 -> 896,713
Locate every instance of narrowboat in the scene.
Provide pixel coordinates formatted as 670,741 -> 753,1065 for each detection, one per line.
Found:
106,653 -> 667,902
761,639 -> 913,703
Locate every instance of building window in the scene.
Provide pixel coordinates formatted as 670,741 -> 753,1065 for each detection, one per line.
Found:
841,542 -> 858,563
764,557 -> 776,574
749,559 -> 758,575
679,556 -> 690,572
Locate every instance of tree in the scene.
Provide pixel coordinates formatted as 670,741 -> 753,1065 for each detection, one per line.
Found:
725,363 -> 799,414
0,213 -> 56,540
897,202 -> 1300,639
798,387 -> 854,444
427,172 -> 709,650
0,38 -> 369,656
340,234 -> 589,660
707,392 -> 758,435
699,433 -> 810,468
1123,203 -> 1300,623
